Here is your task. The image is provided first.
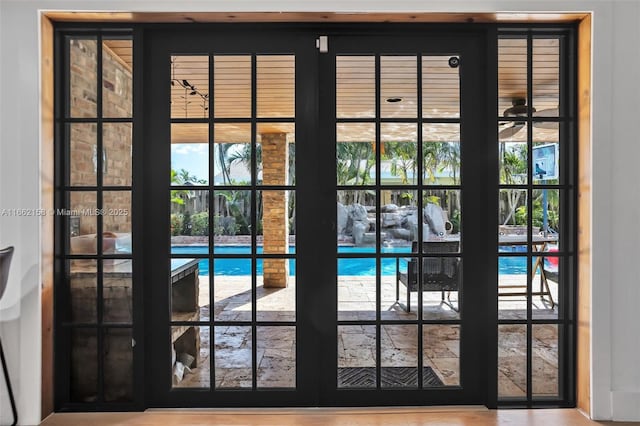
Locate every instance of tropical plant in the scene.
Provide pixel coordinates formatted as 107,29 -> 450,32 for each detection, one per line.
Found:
170,214 -> 183,236
181,211 -> 192,236
190,212 -> 209,236
384,141 -> 417,185
514,191 -> 560,231
499,143 -> 527,225
422,142 -> 460,185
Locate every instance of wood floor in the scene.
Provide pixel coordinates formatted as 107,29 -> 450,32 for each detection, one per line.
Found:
40,408 -> 639,426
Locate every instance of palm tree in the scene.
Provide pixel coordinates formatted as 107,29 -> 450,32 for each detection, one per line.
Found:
500,144 -> 527,225
385,141 -> 418,185
216,143 -> 234,185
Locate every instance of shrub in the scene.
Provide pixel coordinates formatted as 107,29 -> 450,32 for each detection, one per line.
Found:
213,215 -> 237,236
170,214 -> 183,236
181,211 -> 192,236
190,212 -> 209,236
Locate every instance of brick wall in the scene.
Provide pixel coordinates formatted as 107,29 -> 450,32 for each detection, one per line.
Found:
69,39 -> 132,236
261,133 -> 289,288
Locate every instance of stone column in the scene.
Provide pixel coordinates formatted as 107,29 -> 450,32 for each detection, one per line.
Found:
261,132 -> 289,288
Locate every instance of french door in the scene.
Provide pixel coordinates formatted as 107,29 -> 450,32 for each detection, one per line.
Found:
144,26 -> 494,408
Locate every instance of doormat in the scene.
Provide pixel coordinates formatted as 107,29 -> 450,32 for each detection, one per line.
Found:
337,366 -> 444,388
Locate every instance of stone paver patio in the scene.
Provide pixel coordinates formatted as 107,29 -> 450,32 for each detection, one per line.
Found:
174,273 -> 559,398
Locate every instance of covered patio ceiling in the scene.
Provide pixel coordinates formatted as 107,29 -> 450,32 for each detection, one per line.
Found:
104,36 -> 560,144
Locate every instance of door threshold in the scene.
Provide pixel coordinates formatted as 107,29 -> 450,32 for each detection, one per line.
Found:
146,405 -> 488,415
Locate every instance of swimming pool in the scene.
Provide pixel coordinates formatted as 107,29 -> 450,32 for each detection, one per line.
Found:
172,245 -> 529,276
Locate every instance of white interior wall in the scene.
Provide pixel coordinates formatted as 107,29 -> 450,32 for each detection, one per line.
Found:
0,0 -> 637,424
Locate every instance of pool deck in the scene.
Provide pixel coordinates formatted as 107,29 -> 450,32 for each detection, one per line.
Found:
173,274 -> 559,396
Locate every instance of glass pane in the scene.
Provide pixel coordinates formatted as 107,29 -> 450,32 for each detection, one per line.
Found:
337,56 -> 375,118
423,325 -> 459,386
533,324 -> 559,398
103,123 -> 132,186
102,39 -> 132,118
214,326 -> 252,389
337,190 -> 377,251
498,38 -> 528,117
102,191 -> 131,253
103,328 -> 133,402
214,55 -> 251,118
533,131 -> 560,185
498,255 -> 528,320
68,191 -> 97,254
212,190 -> 251,253
170,189 -> 209,253
257,259 -> 295,321
381,324 -> 418,388
69,123 -> 97,186
422,123 -> 461,185
172,326 -> 210,388
257,326 -> 296,388
70,328 -> 97,402
533,38 -> 560,116
422,189 -> 461,244
68,259 -> 96,323
499,188 -> 528,239
171,55 -> 209,119
382,256 -> 417,320
257,123 -> 296,186
532,255 -> 560,320
214,123 -> 251,186
530,189 -> 561,249
213,259 -> 252,322
380,189 -> 417,249
258,190 -> 295,255
338,258 -> 376,321
423,55 -> 460,118
337,325 -> 376,388
499,141 -> 527,184
498,324 -> 527,399
498,121 -> 528,146
336,123 -> 376,186
69,37 -> 97,118
257,55 -> 294,118
171,258 -> 204,322
103,259 -> 133,323
381,123 -> 417,186
171,123 -> 209,185
381,56 -> 417,118
422,257 -> 462,320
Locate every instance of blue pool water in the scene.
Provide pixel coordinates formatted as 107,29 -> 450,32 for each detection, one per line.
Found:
172,245 -> 529,276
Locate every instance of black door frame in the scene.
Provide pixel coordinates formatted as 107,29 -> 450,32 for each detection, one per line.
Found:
315,30 -> 496,406
142,24 -> 496,408
51,21 -> 581,413
143,26 -> 319,407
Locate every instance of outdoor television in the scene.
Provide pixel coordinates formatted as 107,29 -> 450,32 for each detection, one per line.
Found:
532,143 -> 559,181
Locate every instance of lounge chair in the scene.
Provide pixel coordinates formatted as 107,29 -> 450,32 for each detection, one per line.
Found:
540,254 -> 558,308
395,240 -> 461,312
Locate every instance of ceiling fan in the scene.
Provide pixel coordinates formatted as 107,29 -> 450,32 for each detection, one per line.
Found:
499,99 -> 559,140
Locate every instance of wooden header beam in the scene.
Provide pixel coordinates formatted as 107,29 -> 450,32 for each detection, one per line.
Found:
44,11 -> 587,24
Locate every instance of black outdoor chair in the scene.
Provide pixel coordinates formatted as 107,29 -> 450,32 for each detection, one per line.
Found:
395,240 -> 461,313
0,246 -> 18,426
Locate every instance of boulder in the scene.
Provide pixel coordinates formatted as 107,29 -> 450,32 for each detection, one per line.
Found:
388,227 -> 411,240
337,202 -> 348,235
352,221 -> 369,246
381,203 -> 399,213
424,203 -> 446,236
381,212 -> 402,228
406,212 -> 433,240
349,203 -> 368,222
